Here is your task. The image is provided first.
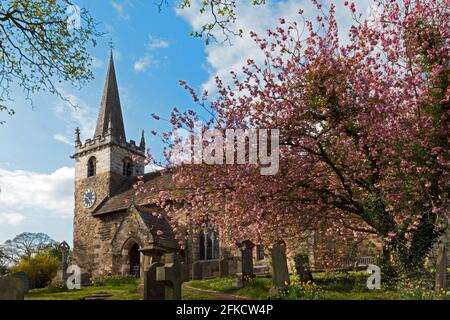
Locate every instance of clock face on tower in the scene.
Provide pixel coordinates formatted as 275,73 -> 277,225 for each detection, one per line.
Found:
82,189 -> 96,208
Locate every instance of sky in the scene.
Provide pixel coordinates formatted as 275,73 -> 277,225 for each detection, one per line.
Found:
0,0 -> 371,245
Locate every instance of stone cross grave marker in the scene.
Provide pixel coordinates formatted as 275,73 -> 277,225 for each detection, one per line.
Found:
56,241 -> 71,281
144,261 -> 165,300
156,252 -> 189,300
270,242 -> 290,294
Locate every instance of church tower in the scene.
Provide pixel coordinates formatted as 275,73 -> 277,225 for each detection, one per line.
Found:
72,51 -> 146,276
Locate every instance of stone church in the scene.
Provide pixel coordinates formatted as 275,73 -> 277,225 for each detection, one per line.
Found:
72,52 -> 382,282
72,52 -> 250,280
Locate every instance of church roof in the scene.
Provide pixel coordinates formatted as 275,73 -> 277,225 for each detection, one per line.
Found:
92,170 -> 176,215
92,170 -> 180,249
94,51 -> 127,142
136,206 -> 180,249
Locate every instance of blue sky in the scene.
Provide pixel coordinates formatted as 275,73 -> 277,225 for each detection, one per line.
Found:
0,0 -> 371,244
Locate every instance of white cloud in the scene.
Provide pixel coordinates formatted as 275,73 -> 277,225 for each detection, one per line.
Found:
147,38 -> 170,50
0,167 -> 74,219
111,1 -> 131,20
0,212 -> 25,225
53,134 -> 73,146
177,0 -> 370,94
54,90 -> 97,141
91,56 -> 104,68
134,55 -> 153,72
133,36 -> 170,73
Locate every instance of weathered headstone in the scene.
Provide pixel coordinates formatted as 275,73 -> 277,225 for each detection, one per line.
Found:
270,242 -> 290,294
56,241 -> 70,282
80,273 -> 91,286
435,224 -> 448,292
294,254 -> 313,283
144,261 -> 165,300
0,275 -> 26,300
219,257 -> 229,277
240,240 -> 255,282
156,252 -> 189,300
192,261 -> 203,280
232,274 -> 243,289
11,272 -> 31,293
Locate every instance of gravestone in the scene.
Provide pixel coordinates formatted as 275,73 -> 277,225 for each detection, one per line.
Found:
192,261 -> 203,280
294,254 -> 313,283
219,257 -> 229,277
232,274 -> 243,289
270,242 -> 290,294
11,272 -> 31,293
80,273 -> 91,286
435,224 -> 448,292
0,275 -> 26,300
156,252 -> 189,300
240,240 -> 255,282
144,261 -> 165,300
56,241 -> 70,282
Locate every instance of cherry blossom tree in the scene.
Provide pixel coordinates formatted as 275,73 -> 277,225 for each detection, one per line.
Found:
148,0 -> 449,275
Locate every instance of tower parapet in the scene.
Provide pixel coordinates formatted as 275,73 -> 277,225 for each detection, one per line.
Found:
71,50 -> 146,183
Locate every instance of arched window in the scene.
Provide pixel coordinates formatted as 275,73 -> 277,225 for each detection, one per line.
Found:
198,229 -> 220,261
199,231 -> 205,260
256,245 -> 265,261
87,157 -> 96,177
122,158 -> 133,177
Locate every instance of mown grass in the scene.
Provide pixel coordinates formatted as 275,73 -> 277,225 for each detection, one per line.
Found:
26,283 -> 143,300
27,277 -> 220,300
185,271 -> 412,300
187,277 -> 272,299
311,271 -> 400,300
26,269 -> 450,300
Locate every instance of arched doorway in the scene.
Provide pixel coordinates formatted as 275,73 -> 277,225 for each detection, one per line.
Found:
129,243 -> 140,277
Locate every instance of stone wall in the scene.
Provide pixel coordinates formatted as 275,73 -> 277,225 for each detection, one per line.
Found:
73,173 -> 111,277
73,132 -> 146,279
74,146 -> 111,182
110,145 -> 145,176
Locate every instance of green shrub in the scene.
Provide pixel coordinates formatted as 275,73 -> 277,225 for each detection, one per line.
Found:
92,275 -> 138,287
10,251 -> 59,288
47,280 -> 69,293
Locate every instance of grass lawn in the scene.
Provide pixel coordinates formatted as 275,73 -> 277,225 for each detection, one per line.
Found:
26,283 -> 143,300
311,271 -> 400,300
186,272 -> 398,300
186,277 -> 272,299
25,269 -> 450,300
26,281 -> 220,300
185,270 -> 450,300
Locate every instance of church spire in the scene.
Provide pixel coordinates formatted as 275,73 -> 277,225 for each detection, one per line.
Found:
140,130 -> 145,150
94,51 -> 126,142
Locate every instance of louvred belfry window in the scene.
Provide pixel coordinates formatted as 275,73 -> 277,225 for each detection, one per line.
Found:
123,158 -> 133,176
87,157 -> 96,177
